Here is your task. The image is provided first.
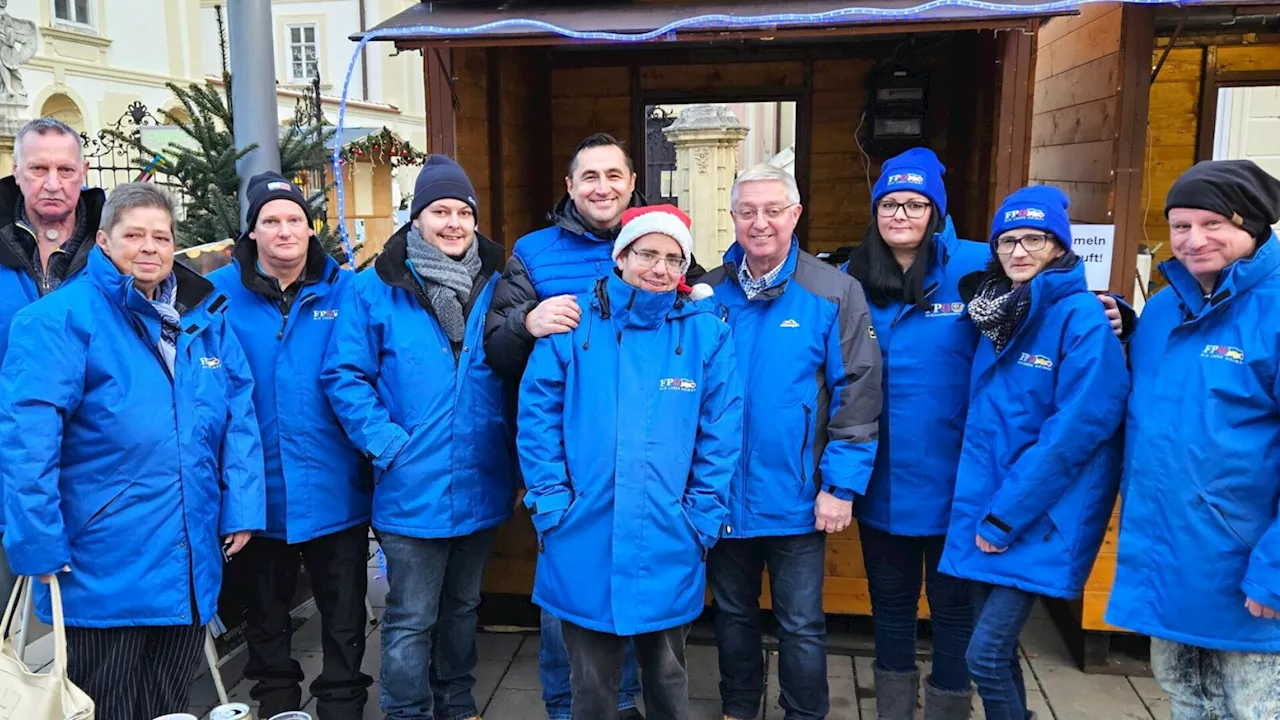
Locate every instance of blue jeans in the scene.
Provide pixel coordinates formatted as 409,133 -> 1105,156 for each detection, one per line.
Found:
859,523 -> 973,692
540,609 -> 640,719
378,529 -> 497,720
1151,637 -> 1280,719
966,583 -> 1037,720
708,533 -> 828,720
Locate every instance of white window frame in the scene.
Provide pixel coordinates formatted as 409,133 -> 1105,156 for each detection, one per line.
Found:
52,0 -> 94,29
285,23 -> 320,84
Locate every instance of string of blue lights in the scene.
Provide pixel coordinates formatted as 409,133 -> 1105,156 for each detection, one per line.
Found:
330,0 -> 1190,265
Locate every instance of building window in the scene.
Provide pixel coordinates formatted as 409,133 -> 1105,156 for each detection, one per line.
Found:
53,0 -> 92,27
287,24 -> 320,83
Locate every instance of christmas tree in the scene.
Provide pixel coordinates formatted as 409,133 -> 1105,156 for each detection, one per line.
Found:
113,6 -> 345,260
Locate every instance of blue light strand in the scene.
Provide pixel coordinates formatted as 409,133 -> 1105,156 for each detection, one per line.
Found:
330,0 -> 1191,265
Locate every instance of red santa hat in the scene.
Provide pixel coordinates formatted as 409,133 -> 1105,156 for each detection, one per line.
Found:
612,204 -> 694,274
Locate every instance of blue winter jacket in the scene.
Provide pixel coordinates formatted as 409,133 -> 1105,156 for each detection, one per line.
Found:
700,240 -> 881,538
520,272 -> 743,635
0,249 -> 267,628
0,178 -> 105,535
209,238 -> 370,544
322,228 -> 515,540
1106,236 -> 1280,652
938,260 -> 1128,599
846,219 -> 991,536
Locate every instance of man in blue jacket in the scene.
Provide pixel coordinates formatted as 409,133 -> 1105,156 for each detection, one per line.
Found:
209,172 -> 372,719
1107,160 -> 1280,718
0,117 -> 106,602
519,204 -> 742,720
323,156 -> 513,720
485,133 -> 695,720
700,164 -> 882,720
0,182 -> 266,720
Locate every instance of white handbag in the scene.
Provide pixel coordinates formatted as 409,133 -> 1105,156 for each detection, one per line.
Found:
0,575 -> 94,719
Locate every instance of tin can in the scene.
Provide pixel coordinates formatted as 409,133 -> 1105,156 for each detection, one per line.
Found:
209,703 -> 253,720
267,713 -> 313,720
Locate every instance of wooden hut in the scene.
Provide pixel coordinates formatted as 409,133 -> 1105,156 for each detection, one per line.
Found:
360,0 -> 1070,618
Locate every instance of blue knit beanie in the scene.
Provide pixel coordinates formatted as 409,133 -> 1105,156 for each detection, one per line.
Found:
411,155 -> 478,221
871,147 -> 948,218
990,185 -> 1073,249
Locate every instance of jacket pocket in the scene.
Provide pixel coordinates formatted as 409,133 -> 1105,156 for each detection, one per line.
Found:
69,481 -> 135,544
1200,493 -> 1251,548
798,404 -> 813,496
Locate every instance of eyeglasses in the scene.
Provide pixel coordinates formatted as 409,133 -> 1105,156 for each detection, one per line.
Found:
731,204 -> 796,222
876,200 -> 931,219
994,234 -> 1053,255
629,248 -> 684,272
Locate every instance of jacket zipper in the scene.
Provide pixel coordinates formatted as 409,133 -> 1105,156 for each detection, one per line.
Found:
799,405 -> 812,493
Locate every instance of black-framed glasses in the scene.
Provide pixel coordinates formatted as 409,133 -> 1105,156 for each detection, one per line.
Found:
731,204 -> 796,222
876,200 -> 931,219
994,233 -> 1053,255
629,248 -> 684,272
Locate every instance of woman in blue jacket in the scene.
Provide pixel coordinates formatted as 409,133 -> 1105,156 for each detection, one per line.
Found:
938,186 -> 1128,720
321,156 -> 515,720
0,183 -> 266,720
844,148 -> 989,719
1107,160 -> 1280,718
519,205 -> 743,720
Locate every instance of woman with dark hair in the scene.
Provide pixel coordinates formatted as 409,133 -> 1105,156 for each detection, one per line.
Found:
845,147 -> 989,719
939,186 -> 1128,720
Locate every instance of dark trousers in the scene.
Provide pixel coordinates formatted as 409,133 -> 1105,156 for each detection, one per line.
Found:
708,533 -> 829,720
242,524 -> 373,719
859,522 -> 973,692
378,528 -> 497,720
66,622 -> 205,720
561,620 -> 691,720
966,583 -> 1038,720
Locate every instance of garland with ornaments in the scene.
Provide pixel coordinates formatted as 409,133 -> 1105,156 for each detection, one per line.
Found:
338,127 -> 426,167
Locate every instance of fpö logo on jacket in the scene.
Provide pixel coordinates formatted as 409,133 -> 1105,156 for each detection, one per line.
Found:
1017,353 -> 1054,371
926,302 -> 965,317
886,172 -> 924,186
1201,344 -> 1245,364
1003,208 -> 1046,223
659,377 -> 698,392
200,356 -> 222,370
312,309 -> 339,320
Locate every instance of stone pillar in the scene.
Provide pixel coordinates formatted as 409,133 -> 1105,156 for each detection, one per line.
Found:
663,105 -> 749,263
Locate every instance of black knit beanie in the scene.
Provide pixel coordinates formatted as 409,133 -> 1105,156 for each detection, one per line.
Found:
411,155 -> 478,221
1165,160 -> 1280,241
245,171 -> 312,230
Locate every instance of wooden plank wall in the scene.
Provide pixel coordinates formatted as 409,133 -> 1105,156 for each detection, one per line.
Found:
499,48 -> 543,246
1142,40 -> 1280,271
454,48 -> 493,223
1029,4 -> 1125,225
550,66 -> 633,194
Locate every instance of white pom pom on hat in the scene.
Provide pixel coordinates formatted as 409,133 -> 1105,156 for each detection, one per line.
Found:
612,204 -> 694,274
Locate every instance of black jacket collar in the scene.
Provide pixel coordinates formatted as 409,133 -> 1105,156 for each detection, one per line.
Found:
0,176 -> 106,277
233,234 -> 336,299
375,222 -> 504,302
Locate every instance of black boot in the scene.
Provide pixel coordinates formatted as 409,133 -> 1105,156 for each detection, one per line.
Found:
874,666 -> 920,720
923,675 -> 973,720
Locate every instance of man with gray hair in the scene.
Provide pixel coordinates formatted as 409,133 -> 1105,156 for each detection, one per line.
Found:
0,117 -> 104,601
698,164 -> 882,720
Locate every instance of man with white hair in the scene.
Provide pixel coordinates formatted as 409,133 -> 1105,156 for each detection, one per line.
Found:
698,164 -> 882,720
0,116 -> 104,603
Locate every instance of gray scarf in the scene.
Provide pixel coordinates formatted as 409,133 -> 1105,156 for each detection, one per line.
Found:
145,272 -> 181,375
405,226 -> 482,345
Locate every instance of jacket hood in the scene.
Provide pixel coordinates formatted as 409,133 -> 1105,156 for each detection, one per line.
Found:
87,245 -> 216,316
1159,231 -> 1280,315
721,238 -> 801,299
549,189 -> 648,241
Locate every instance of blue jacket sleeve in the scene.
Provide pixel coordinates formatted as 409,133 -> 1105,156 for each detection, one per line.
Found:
0,313 -> 85,576
320,284 -> 409,470
978,308 -> 1130,550
1241,366 -> 1280,609
215,318 -> 266,536
516,335 -> 574,539
683,324 -> 743,550
819,278 -> 882,495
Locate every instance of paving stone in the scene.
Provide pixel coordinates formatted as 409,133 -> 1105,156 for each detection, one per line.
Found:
1128,674 -> 1167,701
478,631 -> 523,661
503,654 -> 544,691
688,643 -> 722,700
483,687 -> 548,720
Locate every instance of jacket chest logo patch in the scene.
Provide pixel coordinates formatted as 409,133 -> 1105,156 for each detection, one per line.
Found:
1201,344 -> 1244,364
779,318 -> 800,328
1017,353 -> 1054,371
312,309 -> 339,320
659,377 -> 698,392
926,302 -> 965,317
200,356 -> 222,370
